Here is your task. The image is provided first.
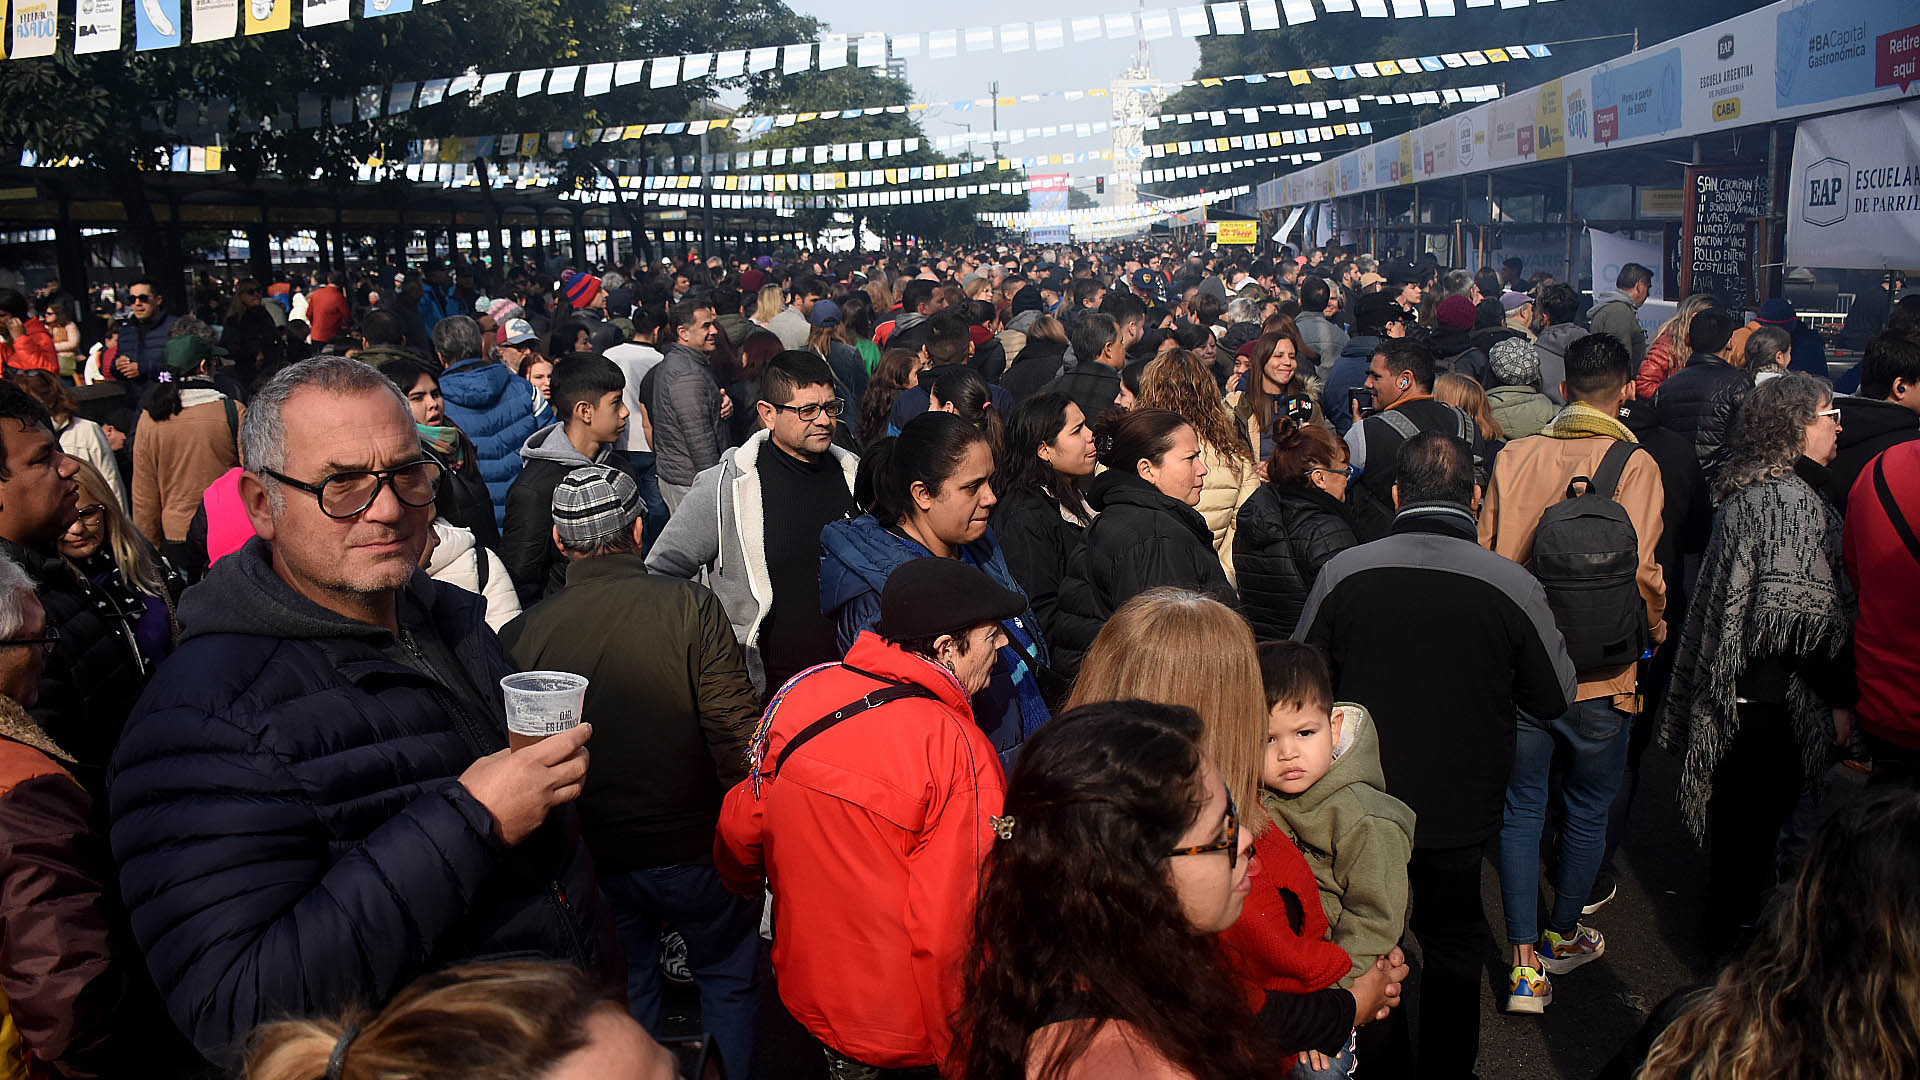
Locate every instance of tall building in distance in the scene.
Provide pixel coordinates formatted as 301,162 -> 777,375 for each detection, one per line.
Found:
1107,11 -> 1171,208
885,39 -> 907,84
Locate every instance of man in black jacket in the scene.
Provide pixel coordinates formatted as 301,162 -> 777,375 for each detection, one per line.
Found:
0,383 -> 145,792
1830,331 -> 1920,509
108,356 -> 612,1065
503,464 -> 762,1078
1652,308 -> 1751,488
1048,312 -> 1128,423
1295,431 -> 1575,1079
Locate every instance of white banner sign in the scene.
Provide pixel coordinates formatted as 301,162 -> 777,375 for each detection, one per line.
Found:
1588,227 -> 1665,302
1787,99 -> 1920,271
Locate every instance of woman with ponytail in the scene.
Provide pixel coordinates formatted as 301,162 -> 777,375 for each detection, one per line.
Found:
1052,408 -> 1239,675
928,366 -> 1005,462
820,411 -> 1052,757
131,334 -> 243,575
244,961 -> 677,1080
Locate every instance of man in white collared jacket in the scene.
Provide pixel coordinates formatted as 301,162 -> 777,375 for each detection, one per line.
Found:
646,352 -> 858,698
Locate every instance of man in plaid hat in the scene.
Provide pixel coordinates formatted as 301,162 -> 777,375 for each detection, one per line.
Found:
500,462 -> 762,1077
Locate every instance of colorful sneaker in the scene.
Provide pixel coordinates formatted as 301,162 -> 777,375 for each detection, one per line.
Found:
1505,965 -> 1552,1014
1540,924 -> 1606,974
1583,873 -> 1618,916
659,929 -> 693,985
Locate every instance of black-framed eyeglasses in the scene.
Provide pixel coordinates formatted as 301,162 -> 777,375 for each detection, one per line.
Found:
769,398 -> 846,422
260,458 -> 446,520
0,628 -> 58,654
1166,788 -> 1240,870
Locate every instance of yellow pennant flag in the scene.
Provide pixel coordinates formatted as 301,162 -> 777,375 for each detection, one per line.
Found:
244,0 -> 289,34
1377,59 -> 1400,76
1288,69 -> 1309,86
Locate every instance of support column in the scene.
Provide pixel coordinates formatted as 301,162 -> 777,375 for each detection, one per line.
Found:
1411,183 -> 1421,260
571,206 -> 587,269
1563,158 -> 1576,288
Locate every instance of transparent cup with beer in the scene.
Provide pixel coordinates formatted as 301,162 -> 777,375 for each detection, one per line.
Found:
500,671 -> 589,750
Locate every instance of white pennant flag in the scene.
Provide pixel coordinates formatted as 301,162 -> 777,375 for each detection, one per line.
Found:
682,53 -> 712,80
1246,0 -> 1279,29
892,32 -> 919,57
856,32 -> 886,67
714,50 -> 746,78
546,66 -> 579,94
583,63 -> 613,96
1071,15 -> 1101,40
303,0 -> 346,26
1104,12 -> 1133,38
1035,20 -> 1063,49
1000,22 -> 1029,51
516,70 -> 546,96
781,43 -> 811,73
1176,6 -> 1209,35
614,60 -> 645,85
1141,9 -> 1173,40
650,57 -> 680,88
818,34 -> 847,70
748,47 -> 778,72
191,0 -> 238,42
74,0 -> 121,53
963,26 -> 993,51
928,30 -> 956,58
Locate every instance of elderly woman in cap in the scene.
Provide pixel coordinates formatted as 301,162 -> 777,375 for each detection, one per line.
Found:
1486,337 -> 1557,440
132,334 -> 243,575
717,555 -> 1020,1079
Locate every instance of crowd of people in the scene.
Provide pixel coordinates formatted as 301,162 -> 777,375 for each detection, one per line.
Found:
0,236 -> 1913,1080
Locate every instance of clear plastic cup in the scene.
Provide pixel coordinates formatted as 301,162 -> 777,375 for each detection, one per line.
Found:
500,671 -> 589,750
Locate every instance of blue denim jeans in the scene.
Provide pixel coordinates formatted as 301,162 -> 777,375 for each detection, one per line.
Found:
599,860 -> 763,1080
627,449 -> 668,557
1498,698 -> 1632,945
1288,1030 -> 1358,1078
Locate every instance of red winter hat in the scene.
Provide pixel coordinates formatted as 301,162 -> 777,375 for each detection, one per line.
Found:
562,269 -> 602,308
1436,294 -> 1477,332
740,267 -> 766,293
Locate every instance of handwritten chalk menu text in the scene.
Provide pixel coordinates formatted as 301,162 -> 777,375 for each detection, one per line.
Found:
1681,163 -> 1767,313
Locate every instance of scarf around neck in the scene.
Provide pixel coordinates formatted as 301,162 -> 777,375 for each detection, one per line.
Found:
1542,400 -> 1637,443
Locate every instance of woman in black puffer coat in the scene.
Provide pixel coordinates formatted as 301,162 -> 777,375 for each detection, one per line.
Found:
1053,408 -> 1238,675
1234,420 -> 1359,640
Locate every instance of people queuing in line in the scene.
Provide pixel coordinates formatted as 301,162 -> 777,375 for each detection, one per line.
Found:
0,240 -> 1907,1080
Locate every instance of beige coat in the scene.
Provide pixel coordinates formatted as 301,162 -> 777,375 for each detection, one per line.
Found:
1194,413 -> 1261,584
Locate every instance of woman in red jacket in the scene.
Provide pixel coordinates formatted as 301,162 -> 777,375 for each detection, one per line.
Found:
0,290 -> 57,377
716,556 -> 1022,1076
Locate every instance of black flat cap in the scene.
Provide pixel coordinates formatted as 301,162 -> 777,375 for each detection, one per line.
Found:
878,558 -> 1028,640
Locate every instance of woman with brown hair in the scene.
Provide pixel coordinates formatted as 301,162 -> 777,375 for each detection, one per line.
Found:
1434,372 -> 1507,466
1137,349 -> 1260,579
244,961 -> 678,1080
41,302 -> 81,383
1052,409 -> 1237,674
1634,294 -> 1720,400
1227,331 -> 1328,465
218,278 -> 281,389
857,347 -> 919,450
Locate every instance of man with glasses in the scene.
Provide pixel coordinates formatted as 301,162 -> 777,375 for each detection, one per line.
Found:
112,278 -> 177,401
0,383 -> 143,791
106,356 -> 614,1065
649,352 -> 858,699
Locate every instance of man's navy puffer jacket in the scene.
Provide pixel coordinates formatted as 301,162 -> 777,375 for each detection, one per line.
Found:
107,538 -> 613,1065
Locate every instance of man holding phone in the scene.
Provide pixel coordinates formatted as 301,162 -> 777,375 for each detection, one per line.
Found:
1326,292 -> 1411,435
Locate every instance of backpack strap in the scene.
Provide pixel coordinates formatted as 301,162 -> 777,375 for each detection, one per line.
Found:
1377,409 -> 1419,441
769,665 -> 939,778
1589,441 -> 1642,501
473,546 -> 490,591
222,396 -> 239,443
1872,456 -> 1920,568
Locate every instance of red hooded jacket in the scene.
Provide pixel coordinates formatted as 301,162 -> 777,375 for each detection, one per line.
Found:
1845,440 -> 1920,748
715,632 -> 1005,1069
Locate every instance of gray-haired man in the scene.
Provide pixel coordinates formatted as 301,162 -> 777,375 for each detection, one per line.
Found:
107,357 -> 613,1065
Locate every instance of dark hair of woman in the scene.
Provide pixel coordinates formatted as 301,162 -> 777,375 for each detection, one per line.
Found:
10,370 -> 76,422
998,392 -> 1090,522
858,348 -> 918,450
1240,329 -> 1314,437
739,329 -> 784,384
139,353 -> 217,423
1093,406 -> 1190,474
857,411 -> 987,527
956,700 -> 1275,1080
837,289 -> 878,339
224,278 -> 262,322
929,366 -> 1004,461
1639,787 -> 1920,1080
546,322 -> 588,360
1265,420 -> 1348,491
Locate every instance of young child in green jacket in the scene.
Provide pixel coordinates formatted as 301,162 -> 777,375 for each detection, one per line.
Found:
1258,641 -> 1417,989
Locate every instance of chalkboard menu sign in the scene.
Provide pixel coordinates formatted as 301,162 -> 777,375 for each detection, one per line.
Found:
1681,163 -> 1767,314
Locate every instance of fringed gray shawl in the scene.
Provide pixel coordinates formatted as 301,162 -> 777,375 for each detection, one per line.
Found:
1660,472 -> 1853,840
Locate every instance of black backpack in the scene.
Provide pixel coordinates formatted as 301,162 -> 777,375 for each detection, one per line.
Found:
1526,441 -> 1647,673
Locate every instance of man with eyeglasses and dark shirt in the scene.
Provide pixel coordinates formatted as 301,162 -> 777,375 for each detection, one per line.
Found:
107,356 -> 615,1067
112,279 -> 177,405
648,352 -> 859,700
